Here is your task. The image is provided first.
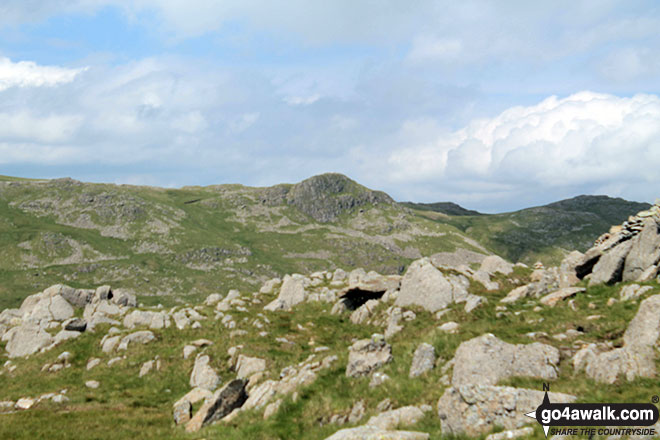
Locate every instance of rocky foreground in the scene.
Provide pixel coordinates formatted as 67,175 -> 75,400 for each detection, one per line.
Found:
2,204 -> 660,439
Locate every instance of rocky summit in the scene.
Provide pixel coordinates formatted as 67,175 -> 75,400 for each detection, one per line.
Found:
0,178 -> 659,439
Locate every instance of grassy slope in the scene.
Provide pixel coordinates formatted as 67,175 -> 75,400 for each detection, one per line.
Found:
0,177 -> 481,310
0,267 -> 657,439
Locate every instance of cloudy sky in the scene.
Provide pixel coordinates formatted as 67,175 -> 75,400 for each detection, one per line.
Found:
1,1 -> 660,212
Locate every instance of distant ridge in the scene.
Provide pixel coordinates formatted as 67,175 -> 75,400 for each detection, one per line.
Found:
401,201 -> 482,216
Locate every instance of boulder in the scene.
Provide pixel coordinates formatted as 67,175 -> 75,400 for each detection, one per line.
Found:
366,406 -> 426,430
117,330 -> 155,351
539,287 -> 585,307
395,258 -> 471,313
123,310 -> 170,329
479,255 -> 513,276
5,324 -> 54,358
451,334 -> 559,386
558,251 -> 583,287
583,294 -> 660,383
346,336 -> 393,377
64,318 -> 87,332
190,354 -> 220,391
264,275 -> 307,311
235,355 -> 266,379
186,379 -> 248,432
173,400 -> 192,425
409,343 -> 435,378
619,284 -> 653,301
589,240 -> 633,285
437,385 -> 575,436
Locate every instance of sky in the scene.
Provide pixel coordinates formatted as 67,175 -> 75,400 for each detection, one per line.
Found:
1,1 -> 660,212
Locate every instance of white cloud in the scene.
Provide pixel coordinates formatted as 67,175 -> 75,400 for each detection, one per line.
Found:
0,112 -> 83,143
385,92 -> 660,208
0,57 -> 86,91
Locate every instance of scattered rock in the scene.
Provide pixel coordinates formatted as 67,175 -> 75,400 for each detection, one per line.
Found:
85,380 -> 100,389
539,287 -> 585,307
346,336 -> 393,377
409,343 -> 435,378
190,354 -> 220,391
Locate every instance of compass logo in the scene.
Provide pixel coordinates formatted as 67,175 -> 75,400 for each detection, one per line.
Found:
525,386 -> 659,438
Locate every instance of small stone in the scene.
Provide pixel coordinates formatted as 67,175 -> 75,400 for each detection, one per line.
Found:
85,380 -> 100,389
86,358 -> 101,370
15,398 -> 35,410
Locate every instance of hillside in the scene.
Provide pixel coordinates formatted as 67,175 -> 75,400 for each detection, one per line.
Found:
0,174 -> 486,310
2,202 -> 660,439
423,195 -> 651,265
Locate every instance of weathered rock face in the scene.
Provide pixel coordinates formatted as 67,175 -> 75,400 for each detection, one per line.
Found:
395,258 -> 482,313
409,343 -> 436,378
581,294 -> 660,383
346,336 -> 393,377
451,334 -> 559,386
437,385 -> 576,436
264,274 -> 307,311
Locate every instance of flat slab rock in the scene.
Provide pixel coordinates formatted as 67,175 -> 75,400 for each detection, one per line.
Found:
323,426 -> 429,440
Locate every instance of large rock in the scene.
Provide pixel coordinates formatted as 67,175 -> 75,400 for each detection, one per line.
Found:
235,355 -> 266,379
346,336 -> 393,377
558,251 -> 583,287
117,330 -> 155,350
366,406 -> 426,430
264,274 -> 307,311
451,334 -> 559,386
437,385 -> 575,436
190,354 -> 220,391
479,255 -> 513,276
589,240 -> 634,285
5,324 -> 54,358
623,218 -> 660,282
323,426 -> 429,440
123,310 -> 170,329
186,379 -> 248,432
395,258 -> 474,313
539,287 -> 585,307
583,294 -> 660,383
409,343 -> 435,378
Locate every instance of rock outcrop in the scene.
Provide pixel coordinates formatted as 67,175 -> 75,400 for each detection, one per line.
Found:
437,385 -> 576,436
579,294 -> 660,383
450,334 -> 559,386
395,258 -> 484,313
576,204 -> 660,285
346,336 -> 393,377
